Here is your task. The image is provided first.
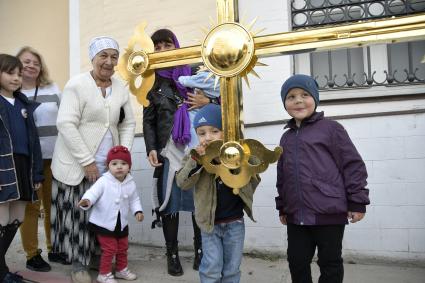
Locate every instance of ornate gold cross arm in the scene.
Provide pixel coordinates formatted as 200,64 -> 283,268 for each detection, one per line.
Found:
118,12 -> 425,106
253,14 -> 425,56
125,13 -> 425,71
117,0 -> 425,192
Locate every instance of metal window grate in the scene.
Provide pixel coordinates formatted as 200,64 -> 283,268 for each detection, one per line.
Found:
292,0 -> 425,90
309,41 -> 425,89
292,0 -> 425,29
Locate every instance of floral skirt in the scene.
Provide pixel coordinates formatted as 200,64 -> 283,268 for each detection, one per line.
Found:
50,178 -> 95,265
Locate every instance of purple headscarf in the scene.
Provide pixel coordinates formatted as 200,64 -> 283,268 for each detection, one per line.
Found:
155,30 -> 192,146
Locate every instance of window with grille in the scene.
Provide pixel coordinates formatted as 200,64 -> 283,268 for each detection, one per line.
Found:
292,0 -> 425,91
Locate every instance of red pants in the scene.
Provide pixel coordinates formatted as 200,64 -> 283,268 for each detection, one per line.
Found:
97,234 -> 129,275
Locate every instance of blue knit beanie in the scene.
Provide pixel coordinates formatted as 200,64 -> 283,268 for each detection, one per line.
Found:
280,74 -> 320,109
193,104 -> 222,130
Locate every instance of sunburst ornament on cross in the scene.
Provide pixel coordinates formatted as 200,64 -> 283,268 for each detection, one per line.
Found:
117,0 -> 425,193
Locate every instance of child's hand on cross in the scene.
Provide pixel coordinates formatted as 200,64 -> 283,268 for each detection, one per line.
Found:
195,143 -> 207,156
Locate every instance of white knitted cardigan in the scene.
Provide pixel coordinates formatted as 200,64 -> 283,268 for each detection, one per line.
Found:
51,72 -> 136,186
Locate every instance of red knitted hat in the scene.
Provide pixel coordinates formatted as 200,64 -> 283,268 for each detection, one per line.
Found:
106,146 -> 132,168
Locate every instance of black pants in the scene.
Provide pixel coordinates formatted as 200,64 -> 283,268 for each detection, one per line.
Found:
161,213 -> 201,246
287,224 -> 345,283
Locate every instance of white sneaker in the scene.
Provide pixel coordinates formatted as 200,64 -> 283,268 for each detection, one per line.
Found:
115,267 -> 137,280
97,272 -> 118,283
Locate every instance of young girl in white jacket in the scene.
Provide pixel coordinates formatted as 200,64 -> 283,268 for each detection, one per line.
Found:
78,146 -> 143,283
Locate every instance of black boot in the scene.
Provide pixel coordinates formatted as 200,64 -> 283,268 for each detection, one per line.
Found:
193,242 -> 202,271
162,214 -> 183,276
2,272 -> 24,283
192,214 -> 202,271
4,220 -> 21,248
1,221 -> 23,283
166,242 -> 183,276
0,224 -> 8,282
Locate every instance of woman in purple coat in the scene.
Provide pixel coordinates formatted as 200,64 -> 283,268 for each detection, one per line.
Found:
275,74 -> 370,283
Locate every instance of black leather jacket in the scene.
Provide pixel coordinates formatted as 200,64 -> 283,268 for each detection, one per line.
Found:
143,76 -> 184,155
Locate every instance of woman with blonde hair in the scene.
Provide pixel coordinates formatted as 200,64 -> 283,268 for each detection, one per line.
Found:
17,46 -> 65,272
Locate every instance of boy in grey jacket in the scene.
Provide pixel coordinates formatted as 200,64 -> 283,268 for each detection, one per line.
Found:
176,104 -> 259,283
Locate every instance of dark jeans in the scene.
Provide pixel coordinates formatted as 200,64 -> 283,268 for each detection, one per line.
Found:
287,224 -> 345,283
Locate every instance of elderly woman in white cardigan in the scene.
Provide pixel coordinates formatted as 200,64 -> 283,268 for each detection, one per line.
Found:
51,36 -> 135,283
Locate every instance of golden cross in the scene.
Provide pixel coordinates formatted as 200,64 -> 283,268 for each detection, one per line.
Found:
117,0 -> 425,193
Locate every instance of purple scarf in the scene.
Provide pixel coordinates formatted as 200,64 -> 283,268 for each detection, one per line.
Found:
156,32 -> 192,146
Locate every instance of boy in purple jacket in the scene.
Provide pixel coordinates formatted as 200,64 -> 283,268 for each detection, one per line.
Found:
275,74 -> 370,283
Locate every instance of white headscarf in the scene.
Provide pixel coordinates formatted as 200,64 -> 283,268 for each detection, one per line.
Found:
88,36 -> 119,61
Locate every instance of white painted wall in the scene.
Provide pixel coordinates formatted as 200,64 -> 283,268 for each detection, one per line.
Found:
129,112 -> 425,262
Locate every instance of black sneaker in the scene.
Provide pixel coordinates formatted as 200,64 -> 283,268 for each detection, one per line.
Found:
3,272 -> 23,283
26,254 -> 51,272
48,252 -> 71,265
8,272 -> 23,279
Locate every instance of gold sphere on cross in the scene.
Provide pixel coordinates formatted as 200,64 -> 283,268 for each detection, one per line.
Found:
202,23 -> 254,77
220,141 -> 245,169
127,50 -> 149,75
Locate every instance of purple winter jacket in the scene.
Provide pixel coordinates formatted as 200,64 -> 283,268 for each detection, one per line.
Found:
275,112 -> 370,225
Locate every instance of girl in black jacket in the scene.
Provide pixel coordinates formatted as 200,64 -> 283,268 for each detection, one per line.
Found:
0,54 -> 43,283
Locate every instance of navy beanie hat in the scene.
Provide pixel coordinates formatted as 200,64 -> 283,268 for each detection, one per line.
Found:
280,74 -> 320,109
193,103 -> 222,130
